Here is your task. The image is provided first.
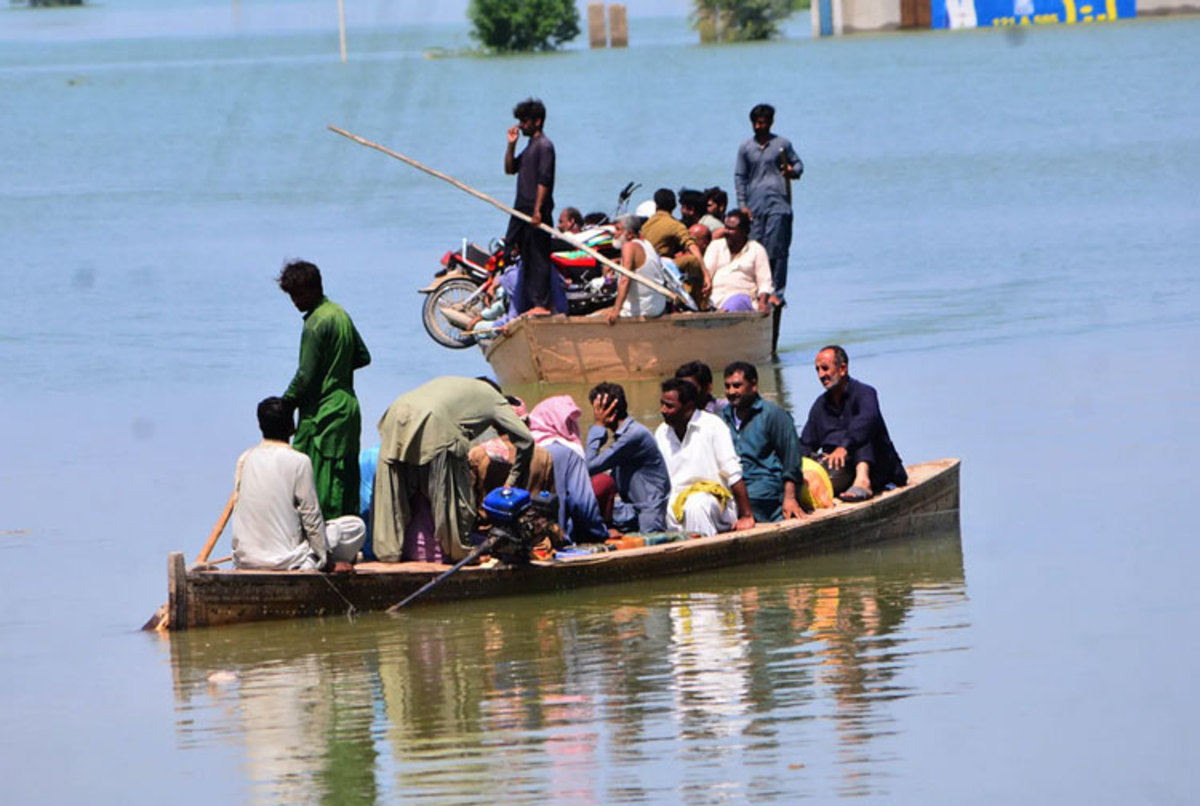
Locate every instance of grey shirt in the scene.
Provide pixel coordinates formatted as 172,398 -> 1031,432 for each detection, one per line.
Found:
231,440 -> 328,570
735,133 -> 803,216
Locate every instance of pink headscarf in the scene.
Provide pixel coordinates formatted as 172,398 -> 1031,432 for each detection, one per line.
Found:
529,395 -> 584,458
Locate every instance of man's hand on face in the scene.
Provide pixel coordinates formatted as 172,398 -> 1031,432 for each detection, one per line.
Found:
592,394 -> 619,428
507,125 -> 520,146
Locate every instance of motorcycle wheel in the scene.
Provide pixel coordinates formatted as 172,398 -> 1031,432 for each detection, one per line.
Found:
422,278 -> 482,349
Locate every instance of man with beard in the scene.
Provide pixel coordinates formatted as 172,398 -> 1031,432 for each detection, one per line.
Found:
604,214 -> 669,324
799,345 -> 907,502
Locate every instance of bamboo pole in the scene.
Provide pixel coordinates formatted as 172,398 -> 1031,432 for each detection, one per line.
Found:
327,125 -> 695,310
195,491 -> 236,565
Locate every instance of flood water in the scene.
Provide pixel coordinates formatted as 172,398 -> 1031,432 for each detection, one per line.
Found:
1,3 -> 1198,803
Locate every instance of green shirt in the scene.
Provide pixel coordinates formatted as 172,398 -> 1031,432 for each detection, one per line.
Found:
719,395 -> 803,503
283,297 -> 370,457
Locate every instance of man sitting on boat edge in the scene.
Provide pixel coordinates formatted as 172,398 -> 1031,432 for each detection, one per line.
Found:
799,345 -> 907,503
231,397 -> 365,572
655,377 -> 755,536
721,361 -> 807,523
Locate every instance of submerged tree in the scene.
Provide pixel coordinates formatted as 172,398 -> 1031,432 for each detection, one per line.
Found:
469,0 -> 581,53
691,0 -> 795,43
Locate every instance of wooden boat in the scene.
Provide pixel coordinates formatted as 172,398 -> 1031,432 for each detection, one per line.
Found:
148,458 -> 960,631
482,310 -> 773,386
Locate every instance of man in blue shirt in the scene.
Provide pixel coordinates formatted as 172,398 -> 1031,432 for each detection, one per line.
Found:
719,361 -> 807,523
585,382 -> 670,533
799,345 -> 908,502
735,103 -> 803,351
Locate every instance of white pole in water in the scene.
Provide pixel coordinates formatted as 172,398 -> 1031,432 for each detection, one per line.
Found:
337,0 -> 347,63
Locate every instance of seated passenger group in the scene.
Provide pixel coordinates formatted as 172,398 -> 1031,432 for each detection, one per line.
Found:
230,347 -> 906,570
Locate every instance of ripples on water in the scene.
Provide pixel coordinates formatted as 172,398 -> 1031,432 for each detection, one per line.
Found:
167,531 -> 966,803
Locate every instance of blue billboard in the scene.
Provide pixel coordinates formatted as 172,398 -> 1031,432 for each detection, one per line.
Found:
933,0 -> 1136,29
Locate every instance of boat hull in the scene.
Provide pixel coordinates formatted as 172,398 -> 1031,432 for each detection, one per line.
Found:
153,459 -> 960,631
481,311 -> 773,386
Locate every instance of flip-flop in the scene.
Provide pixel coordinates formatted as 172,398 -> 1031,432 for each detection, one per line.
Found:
840,486 -> 873,503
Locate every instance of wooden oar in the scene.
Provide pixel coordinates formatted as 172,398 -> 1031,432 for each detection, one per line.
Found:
195,490 -> 236,565
387,533 -> 501,612
327,124 -> 697,311
142,494 -> 238,632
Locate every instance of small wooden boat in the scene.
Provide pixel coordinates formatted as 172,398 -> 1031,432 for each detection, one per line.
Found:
147,458 -> 960,632
482,310 -> 773,386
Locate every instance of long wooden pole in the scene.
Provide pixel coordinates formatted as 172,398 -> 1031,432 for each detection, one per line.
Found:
195,491 -> 236,565
327,124 -> 695,310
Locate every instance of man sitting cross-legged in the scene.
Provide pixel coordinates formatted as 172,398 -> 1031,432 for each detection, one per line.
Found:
654,377 -> 755,536
232,397 -> 365,571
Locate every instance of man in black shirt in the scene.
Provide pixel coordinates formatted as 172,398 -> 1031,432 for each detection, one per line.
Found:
799,345 -> 907,502
504,97 -> 556,315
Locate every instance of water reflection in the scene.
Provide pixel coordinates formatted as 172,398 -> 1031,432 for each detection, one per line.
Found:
166,524 -> 966,803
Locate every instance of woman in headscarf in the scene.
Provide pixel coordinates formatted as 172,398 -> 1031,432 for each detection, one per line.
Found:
528,396 -> 609,544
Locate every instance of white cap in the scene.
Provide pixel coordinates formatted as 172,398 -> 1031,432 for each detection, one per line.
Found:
635,200 -> 656,217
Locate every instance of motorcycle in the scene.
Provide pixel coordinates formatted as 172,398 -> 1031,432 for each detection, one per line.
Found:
420,183 -> 641,349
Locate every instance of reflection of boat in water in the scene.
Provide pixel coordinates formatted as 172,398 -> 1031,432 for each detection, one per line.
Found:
482,310 -> 773,386
165,524 -> 967,802
152,458 -> 960,631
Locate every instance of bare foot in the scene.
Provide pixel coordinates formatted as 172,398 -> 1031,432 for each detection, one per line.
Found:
525,306 -> 552,317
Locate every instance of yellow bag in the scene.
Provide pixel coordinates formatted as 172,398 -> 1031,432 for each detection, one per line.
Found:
800,457 -> 834,510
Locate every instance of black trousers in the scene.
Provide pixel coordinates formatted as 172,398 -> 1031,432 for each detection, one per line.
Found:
506,216 -> 553,311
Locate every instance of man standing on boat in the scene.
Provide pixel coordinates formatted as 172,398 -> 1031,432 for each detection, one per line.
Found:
278,260 -> 371,520
655,377 -> 755,536
799,346 -> 907,502
735,103 -> 803,350
720,361 -> 806,523
231,397 -> 365,571
372,376 -> 535,563
504,97 -> 556,317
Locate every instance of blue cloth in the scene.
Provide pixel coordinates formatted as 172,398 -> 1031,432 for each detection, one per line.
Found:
585,419 -> 669,533
750,210 -> 794,297
719,395 -> 803,523
798,377 -> 908,492
490,260 -> 568,328
543,442 -> 609,543
357,444 -> 380,560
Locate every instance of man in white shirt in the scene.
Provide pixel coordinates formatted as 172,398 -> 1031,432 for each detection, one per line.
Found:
232,397 -> 366,571
654,377 -> 756,536
702,208 -> 777,313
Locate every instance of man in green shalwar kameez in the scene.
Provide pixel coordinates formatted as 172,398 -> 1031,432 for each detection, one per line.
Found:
278,260 -> 371,520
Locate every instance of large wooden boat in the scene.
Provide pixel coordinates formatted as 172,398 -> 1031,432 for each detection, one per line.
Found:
148,458 -> 960,632
482,310 -> 773,386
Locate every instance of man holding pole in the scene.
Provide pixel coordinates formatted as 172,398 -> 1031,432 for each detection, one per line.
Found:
504,97 -> 556,316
